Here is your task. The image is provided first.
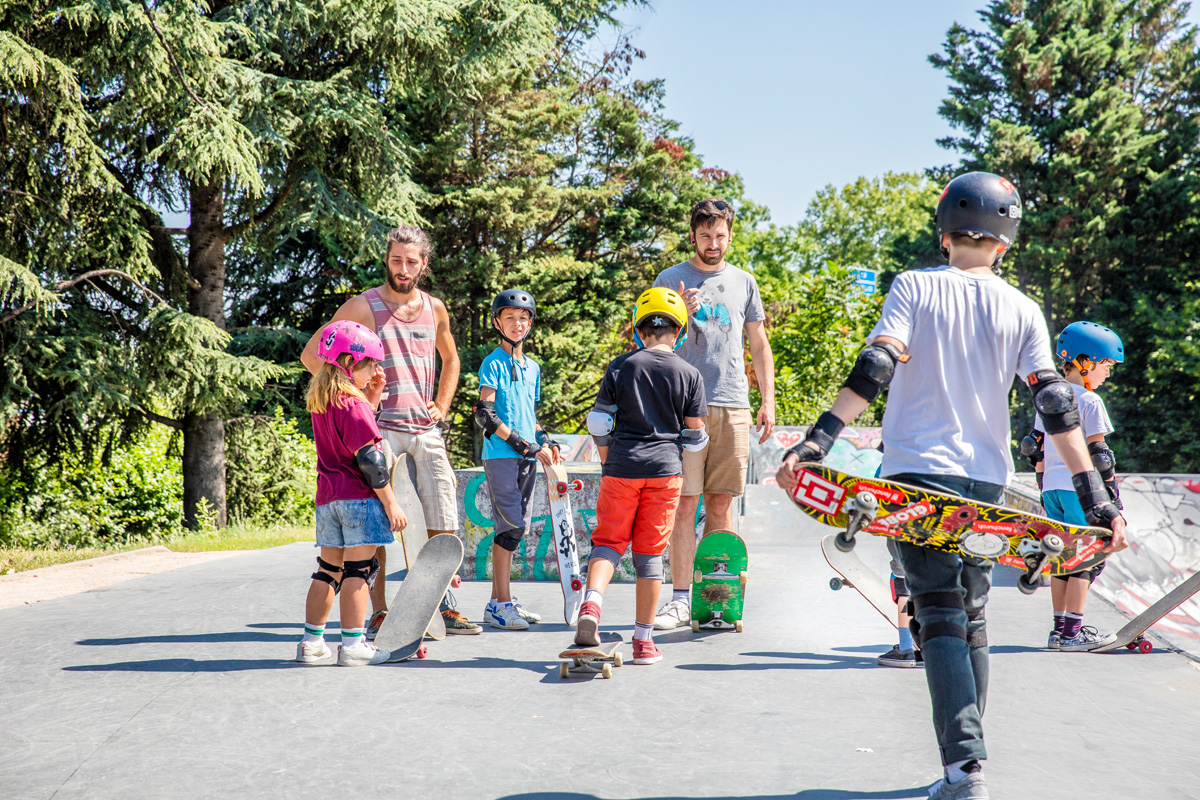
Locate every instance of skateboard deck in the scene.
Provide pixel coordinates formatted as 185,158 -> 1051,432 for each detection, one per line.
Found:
1092,570 -> 1200,654
384,448 -> 445,640
557,632 -> 624,679
690,530 -> 747,632
373,534 -> 464,662
543,462 -> 584,625
820,534 -> 898,629
790,463 -> 1111,593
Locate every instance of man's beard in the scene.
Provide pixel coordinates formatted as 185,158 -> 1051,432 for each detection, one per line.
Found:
388,271 -> 419,293
696,247 -> 724,267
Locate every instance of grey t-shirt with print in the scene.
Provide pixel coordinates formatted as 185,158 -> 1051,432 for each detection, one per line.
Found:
654,260 -> 766,408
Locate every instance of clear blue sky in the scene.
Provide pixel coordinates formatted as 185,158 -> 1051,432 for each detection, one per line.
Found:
612,0 -> 1200,227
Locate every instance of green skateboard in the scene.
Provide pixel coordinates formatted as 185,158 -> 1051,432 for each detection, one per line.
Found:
690,530 -> 748,633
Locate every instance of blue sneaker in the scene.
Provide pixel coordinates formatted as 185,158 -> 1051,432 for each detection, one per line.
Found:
485,600 -> 529,630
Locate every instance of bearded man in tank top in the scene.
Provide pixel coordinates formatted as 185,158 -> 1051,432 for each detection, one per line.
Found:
302,225 -> 481,634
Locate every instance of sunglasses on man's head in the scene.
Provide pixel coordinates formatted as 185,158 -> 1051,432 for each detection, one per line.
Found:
696,200 -> 729,212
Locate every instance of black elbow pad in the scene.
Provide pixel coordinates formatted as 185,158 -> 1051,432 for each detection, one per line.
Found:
843,342 -> 906,402
1028,370 -> 1080,434
355,443 -> 391,489
474,399 -> 501,437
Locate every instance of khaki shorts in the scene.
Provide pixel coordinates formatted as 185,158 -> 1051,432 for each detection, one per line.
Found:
379,427 -> 459,531
682,405 -> 751,497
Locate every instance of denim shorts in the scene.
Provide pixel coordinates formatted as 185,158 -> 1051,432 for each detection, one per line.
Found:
315,498 -> 396,548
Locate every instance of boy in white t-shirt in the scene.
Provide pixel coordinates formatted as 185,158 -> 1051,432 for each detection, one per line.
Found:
1022,321 -> 1124,652
776,172 -> 1127,800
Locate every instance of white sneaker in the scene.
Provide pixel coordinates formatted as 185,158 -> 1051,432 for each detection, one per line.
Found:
337,641 -> 390,666
512,597 -> 542,624
486,601 -> 530,630
296,639 -> 332,663
653,598 -> 691,630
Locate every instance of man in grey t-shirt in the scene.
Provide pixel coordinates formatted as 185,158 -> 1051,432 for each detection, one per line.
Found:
651,198 -> 776,630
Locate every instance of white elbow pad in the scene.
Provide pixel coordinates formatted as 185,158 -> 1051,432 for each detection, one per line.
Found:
586,405 -> 616,446
681,427 -> 709,452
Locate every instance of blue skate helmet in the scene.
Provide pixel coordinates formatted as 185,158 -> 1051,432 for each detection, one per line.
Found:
1056,321 -> 1123,390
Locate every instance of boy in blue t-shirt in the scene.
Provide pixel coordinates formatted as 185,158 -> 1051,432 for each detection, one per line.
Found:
474,289 -> 561,630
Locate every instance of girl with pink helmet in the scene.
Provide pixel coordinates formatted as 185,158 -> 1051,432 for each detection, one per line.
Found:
298,320 -> 407,666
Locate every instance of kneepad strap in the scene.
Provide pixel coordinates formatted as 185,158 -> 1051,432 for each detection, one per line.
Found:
342,557 -> 380,588
909,591 -> 967,644
312,556 -> 343,592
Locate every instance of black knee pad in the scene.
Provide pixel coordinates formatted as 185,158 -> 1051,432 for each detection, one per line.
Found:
966,606 -> 987,648
494,527 -> 524,553
632,552 -> 664,580
910,591 -> 967,645
312,556 -> 343,593
342,557 -> 380,588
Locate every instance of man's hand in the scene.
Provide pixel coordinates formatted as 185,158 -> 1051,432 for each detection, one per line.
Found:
755,405 -> 775,444
366,365 -> 387,409
677,281 -> 700,315
427,400 -> 445,423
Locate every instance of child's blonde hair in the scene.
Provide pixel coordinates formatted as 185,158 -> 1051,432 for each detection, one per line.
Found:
306,355 -> 374,414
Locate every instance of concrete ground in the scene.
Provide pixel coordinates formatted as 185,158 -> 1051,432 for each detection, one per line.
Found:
3,485 -> 1199,799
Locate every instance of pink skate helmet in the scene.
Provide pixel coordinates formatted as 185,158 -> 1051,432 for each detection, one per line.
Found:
317,320 -> 384,378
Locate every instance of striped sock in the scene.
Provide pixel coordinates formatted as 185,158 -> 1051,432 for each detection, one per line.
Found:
633,621 -> 654,641
303,624 -> 325,643
672,588 -> 690,604
584,589 -> 603,609
1053,612 -> 1066,635
341,627 -> 366,649
1063,612 -> 1084,639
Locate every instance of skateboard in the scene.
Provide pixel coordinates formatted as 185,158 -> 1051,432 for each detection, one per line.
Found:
1092,570 -> 1200,654
820,535 -> 898,629
385,447 -> 448,640
373,534 -> 465,662
543,461 -> 585,625
789,463 -> 1111,594
556,632 -> 624,679
690,530 -> 747,633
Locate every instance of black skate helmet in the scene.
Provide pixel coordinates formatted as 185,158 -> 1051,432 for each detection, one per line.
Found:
491,288 -> 537,321
935,171 -> 1023,272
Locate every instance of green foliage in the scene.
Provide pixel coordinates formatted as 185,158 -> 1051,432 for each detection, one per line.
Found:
226,407 -> 316,525
0,427 -> 184,549
933,0 -> 1200,471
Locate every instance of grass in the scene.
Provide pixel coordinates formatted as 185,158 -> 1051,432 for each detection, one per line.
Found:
0,521 -> 314,575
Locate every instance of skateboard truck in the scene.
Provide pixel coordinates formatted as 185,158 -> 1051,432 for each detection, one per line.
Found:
1016,534 -> 1064,595
834,491 -> 879,553
556,479 -> 584,495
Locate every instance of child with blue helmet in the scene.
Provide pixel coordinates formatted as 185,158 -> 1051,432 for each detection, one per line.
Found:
1022,321 -> 1124,652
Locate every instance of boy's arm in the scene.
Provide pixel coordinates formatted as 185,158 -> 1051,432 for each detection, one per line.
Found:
1046,428 -> 1126,552
475,386 -> 546,459
776,335 -> 903,490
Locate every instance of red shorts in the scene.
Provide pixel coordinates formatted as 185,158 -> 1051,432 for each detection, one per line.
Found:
590,475 -> 683,557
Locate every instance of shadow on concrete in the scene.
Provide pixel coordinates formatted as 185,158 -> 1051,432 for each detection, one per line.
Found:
398,655 -> 556,676
496,788 -> 926,799
76,630 -> 297,646
675,651 -> 878,671
987,644 -> 1045,654
63,658 -> 302,672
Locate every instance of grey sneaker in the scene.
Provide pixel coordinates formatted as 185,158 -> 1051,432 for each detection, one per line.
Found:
877,645 -> 917,668
653,598 -> 691,630
1047,630 -> 1061,650
337,641 -> 390,666
928,772 -> 988,800
1060,625 -> 1116,652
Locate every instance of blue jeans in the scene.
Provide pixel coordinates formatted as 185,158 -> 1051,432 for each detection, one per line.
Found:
887,472 -> 1004,766
314,498 -> 395,548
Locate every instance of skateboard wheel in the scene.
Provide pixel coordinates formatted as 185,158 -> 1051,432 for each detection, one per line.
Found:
740,570 -> 748,589
1017,574 -> 1039,595
1138,640 -> 1153,654
417,646 -> 427,659
601,663 -> 612,679
691,620 -> 700,633
560,662 -> 570,679
570,480 -> 583,491
834,533 -> 856,553
693,569 -> 703,584
830,577 -> 843,591
1041,534 -> 1065,557
571,578 -> 582,591
735,620 -> 744,633
556,481 -> 568,494
451,575 -> 461,588
613,652 -> 623,667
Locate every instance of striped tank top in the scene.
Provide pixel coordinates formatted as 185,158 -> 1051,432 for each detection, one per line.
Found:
366,288 -> 437,433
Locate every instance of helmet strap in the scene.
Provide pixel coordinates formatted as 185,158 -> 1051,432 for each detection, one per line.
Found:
1073,357 -> 1095,392
494,317 -> 527,380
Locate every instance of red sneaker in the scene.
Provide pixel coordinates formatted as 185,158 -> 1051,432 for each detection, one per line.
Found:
574,601 -> 601,647
632,638 -> 663,665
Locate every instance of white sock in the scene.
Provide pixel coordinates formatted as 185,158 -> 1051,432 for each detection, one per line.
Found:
633,622 -> 654,641
584,589 -> 603,608
302,624 -> 325,643
672,589 -> 689,604
341,627 -> 366,649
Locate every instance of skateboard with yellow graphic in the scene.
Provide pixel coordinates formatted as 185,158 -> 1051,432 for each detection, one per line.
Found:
789,463 -> 1111,594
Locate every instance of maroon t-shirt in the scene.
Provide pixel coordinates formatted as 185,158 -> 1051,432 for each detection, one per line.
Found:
312,395 -> 382,506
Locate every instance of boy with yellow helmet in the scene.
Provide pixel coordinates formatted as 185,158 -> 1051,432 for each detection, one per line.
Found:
575,287 -> 707,665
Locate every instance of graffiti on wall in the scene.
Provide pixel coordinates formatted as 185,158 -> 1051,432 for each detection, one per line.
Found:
749,426 -> 883,485
454,463 -> 671,583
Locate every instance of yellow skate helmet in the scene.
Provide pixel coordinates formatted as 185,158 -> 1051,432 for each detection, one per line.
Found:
632,287 -> 688,350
